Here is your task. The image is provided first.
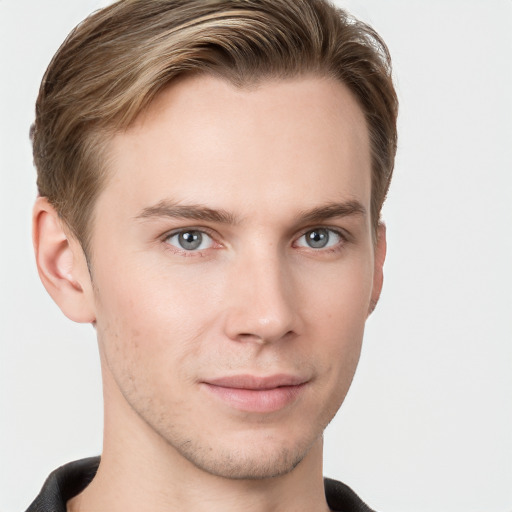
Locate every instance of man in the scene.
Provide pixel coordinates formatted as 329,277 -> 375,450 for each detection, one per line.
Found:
27,0 -> 397,510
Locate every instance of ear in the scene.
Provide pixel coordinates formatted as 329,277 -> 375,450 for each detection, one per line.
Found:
368,222 -> 387,315
33,197 -> 96,323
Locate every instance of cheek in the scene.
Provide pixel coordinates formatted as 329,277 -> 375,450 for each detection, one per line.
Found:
298,258 -> 373,384
92,263 -> 221,386
302,256 -> 374,328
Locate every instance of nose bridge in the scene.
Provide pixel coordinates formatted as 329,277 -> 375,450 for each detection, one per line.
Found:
223,245 -> 298,344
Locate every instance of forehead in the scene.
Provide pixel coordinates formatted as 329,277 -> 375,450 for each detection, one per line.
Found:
100,74 -> 371,222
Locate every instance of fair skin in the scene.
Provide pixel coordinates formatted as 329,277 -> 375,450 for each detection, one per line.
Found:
33,74 -> 386,512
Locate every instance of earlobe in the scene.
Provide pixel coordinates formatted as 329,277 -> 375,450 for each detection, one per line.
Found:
33,197 -> 96,323
368,223 -> 387,315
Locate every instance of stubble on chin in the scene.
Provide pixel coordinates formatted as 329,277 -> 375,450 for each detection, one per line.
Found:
162,433 -> 318,481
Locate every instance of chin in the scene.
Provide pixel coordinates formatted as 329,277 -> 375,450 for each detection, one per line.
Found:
185,445 -> 308,480
166,427 -> 318,480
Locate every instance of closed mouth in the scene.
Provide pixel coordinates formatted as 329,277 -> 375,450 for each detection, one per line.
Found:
201,374 -> 308,413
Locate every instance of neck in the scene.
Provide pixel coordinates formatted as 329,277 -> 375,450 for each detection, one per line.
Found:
68,366 -> 331,512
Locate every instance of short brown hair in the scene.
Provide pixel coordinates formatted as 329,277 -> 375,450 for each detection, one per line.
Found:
31,0 -> 398,252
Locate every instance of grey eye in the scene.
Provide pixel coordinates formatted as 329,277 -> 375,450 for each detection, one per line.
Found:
296,228 -> 342,250
178,231 -> 203,250
304,228 -> 330,248
166,230 -> 213,251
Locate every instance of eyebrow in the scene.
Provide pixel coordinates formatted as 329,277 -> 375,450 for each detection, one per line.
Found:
135,199 -> 366,225
297,200 -> 366,224
136,200 -> 238,224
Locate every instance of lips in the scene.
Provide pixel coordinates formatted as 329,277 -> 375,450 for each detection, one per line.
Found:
201,374 -> 308,413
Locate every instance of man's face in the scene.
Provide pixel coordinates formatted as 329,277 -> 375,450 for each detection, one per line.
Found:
85,75 -> 383,479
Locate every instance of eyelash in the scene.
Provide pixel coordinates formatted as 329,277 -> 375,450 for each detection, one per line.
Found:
161,227 -> 219,257
160,226 -> 349,256
294,227 -> 348,253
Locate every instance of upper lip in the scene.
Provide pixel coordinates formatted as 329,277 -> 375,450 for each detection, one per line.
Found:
204,374 -> 308,390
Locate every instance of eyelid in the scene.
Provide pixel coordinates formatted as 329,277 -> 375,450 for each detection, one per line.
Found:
161,226 -> 221,254
161,225 -> 218,240
293,226 -> 348,249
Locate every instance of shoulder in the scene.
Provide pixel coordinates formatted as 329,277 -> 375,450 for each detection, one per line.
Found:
324,477 -> 377,512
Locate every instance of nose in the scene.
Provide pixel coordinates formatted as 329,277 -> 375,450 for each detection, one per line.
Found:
222,251 -> 300,345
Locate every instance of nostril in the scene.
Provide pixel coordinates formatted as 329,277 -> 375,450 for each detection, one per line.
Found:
236,333 -> 267,344
234,330 -> 296,345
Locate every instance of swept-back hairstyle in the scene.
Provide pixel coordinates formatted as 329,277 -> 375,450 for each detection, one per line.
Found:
31,0 -> 398,252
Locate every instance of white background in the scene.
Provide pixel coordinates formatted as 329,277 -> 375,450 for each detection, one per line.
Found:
1,1 -> 511,511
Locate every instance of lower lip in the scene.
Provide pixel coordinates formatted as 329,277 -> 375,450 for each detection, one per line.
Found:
202,383 -> 306,413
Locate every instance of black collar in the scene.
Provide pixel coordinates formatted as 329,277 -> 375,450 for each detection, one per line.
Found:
25,457 -> 375,512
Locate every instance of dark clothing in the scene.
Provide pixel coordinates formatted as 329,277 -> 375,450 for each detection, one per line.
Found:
25,458 -> 98,512
323,477 -> 376,512
25,457 -> 375,512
